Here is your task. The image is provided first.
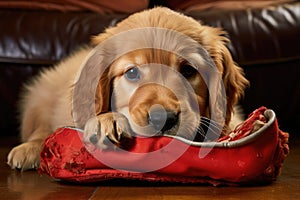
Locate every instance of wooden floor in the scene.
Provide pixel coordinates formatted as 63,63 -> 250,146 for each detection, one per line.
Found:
0,136 -> 299,200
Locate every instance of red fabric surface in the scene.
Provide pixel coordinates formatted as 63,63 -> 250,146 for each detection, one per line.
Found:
38,107 -> 289,186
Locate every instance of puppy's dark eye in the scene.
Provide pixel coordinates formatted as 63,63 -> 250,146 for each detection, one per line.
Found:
180,65 -> 197,78
125,67 -> 140,81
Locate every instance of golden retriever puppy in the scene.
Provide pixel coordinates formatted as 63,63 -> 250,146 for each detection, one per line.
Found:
7,7 -> 248,171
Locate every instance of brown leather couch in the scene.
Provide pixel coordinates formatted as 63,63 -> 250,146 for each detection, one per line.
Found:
1,1 -> 299,137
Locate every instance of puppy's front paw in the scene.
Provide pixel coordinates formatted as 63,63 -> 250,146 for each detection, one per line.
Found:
7,140 -> 42,171
84,113 -> 133,149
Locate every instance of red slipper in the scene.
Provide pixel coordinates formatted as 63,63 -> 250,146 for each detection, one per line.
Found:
38,107 -> 289,186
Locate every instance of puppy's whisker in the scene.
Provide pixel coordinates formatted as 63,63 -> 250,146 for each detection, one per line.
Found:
195,118 -> 224,141
200,117 -> 224,127
199,123 -> 221,137
200,117 -> 224,133
195,126 -> 206,137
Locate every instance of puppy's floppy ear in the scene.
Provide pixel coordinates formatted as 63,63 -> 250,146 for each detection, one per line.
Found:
219,42 -> 249,124
95,69 -> 111,115
91,32 -> 119,115
72,44 -> 113,128
196,26 -> 249,125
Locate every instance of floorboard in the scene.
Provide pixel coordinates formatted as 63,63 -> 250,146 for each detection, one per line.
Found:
1,136 -> 299,200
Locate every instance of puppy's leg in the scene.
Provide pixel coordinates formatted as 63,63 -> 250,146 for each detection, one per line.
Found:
7,90 -> 54,171
84,112 -> 133,149
7,107 -> 52,170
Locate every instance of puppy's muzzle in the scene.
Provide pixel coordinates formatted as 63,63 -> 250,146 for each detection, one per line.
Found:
148,106 -> 179,132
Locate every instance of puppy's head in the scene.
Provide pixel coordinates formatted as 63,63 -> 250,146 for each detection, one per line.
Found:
76,7 -> 248,140
106,49 -> 209,139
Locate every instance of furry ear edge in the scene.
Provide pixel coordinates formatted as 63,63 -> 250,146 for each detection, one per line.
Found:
71,47 -> 113,128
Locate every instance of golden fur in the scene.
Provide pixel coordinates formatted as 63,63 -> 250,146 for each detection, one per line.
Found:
7,7 -> 248,170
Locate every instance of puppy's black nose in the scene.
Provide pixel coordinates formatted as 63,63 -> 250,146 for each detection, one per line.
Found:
148,109 -> 178,132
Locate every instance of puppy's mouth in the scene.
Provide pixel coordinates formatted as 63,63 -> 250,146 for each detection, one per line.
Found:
147,108 -> 179,135
149,115 -> 221,142
151,123 -> 180,137
127,107 -> 182,138
127,105 -> 215,141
